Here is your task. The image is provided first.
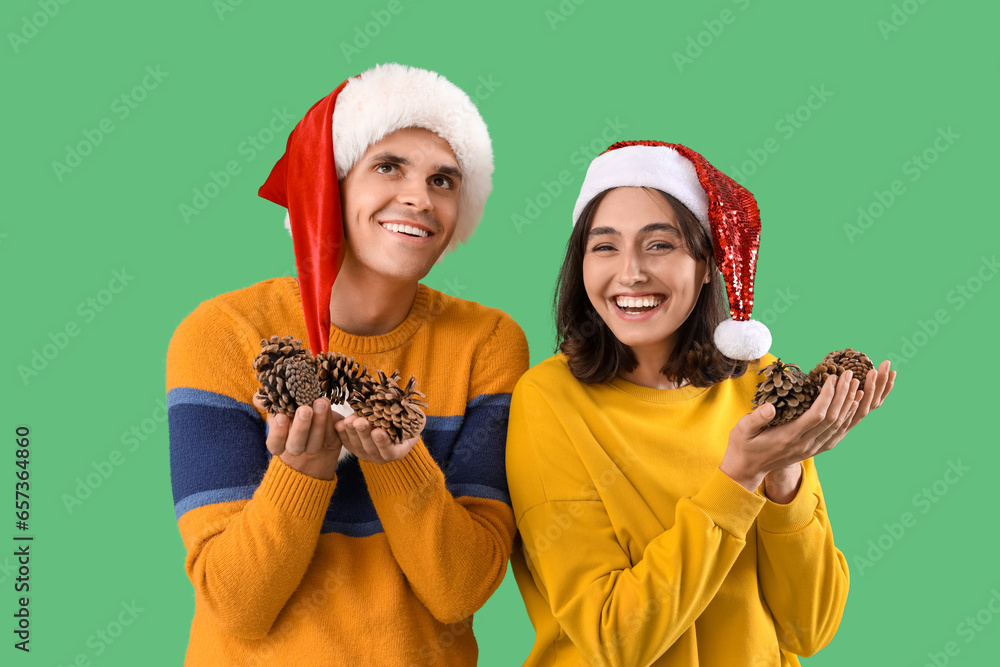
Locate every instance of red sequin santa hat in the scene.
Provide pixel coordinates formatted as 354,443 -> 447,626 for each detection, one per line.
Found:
572,140 -> 771,360
258,63 -> 494,355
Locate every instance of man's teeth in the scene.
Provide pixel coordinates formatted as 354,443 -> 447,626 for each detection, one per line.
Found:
615,296 -> 663,309
382,222 -> 429,237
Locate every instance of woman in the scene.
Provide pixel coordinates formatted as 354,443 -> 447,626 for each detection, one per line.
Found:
506,140 -> 895,666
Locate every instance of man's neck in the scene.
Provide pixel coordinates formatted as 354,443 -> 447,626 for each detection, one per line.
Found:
327,263 -> 419,337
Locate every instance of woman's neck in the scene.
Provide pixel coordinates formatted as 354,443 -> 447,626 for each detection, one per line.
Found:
618,340 -> 684,390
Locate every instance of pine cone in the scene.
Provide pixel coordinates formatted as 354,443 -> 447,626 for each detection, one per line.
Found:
349,370 -> 428,444
752,359 -> 818,426
253,335 -> 321,417
808,348 -> 874,385
316,352 -> 368,405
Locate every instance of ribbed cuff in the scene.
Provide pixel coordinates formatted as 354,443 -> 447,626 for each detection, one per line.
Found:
359,439 -> 443,497
757,470 -> 819,534
257,456 -> 338,520
692,468 -> 767,538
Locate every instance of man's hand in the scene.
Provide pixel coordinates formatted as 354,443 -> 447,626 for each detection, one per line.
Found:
335,414 -> 419,464
253,395 -> 345,480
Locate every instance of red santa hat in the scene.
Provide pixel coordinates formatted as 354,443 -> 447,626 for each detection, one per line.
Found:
258,63 -> 494,355
572,140 -> 771,361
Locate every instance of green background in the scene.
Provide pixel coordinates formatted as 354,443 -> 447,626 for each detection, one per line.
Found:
4,0 -> 997,664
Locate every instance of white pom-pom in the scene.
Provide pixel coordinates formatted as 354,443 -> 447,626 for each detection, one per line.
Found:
714,318 -> 771,360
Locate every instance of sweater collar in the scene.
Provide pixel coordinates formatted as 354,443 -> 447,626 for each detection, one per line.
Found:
288,278 -> 434,355
608,375 -> 710,404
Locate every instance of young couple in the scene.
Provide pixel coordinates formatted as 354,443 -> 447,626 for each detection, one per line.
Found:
167,64 -> 895,666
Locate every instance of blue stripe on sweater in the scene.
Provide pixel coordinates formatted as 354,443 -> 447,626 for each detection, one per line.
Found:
169,388 -> 512,535
169,388 -> 268,519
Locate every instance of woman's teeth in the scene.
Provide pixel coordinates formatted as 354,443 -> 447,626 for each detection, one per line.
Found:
615,296 -> 663,312
382,222 -> 429,237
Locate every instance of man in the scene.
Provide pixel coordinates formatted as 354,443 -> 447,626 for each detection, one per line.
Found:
167,63 -> 528,665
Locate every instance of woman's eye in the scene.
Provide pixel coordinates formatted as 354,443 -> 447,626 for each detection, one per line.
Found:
591,243 -> 615,252
650,242 -> 674,250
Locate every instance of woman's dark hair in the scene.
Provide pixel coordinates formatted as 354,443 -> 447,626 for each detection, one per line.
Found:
555,187 -> 748,387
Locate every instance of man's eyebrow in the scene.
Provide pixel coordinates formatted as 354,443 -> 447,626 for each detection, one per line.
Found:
367,151 -> 410,166
436,164 -> 462,179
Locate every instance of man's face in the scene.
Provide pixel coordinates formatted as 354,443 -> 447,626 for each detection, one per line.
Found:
339,127 -> 462,283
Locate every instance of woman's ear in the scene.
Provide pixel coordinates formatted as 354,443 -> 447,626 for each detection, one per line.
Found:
702,262 -> 713,285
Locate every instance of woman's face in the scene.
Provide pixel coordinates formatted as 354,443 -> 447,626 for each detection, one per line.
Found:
582,187 -> 711,357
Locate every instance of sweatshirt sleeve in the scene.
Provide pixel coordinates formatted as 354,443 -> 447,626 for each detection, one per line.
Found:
358,312 -> 529,624
167,300 -> 337,638
755,458 -> 850,656
507,380 -> 767,667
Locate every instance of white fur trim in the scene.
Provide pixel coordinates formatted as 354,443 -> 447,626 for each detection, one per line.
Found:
572,145 -> 709,228
713,318 -> 771,360
329,63 -> 494,254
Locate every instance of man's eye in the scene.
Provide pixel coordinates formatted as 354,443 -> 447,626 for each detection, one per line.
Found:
432,175 -> 454,189
376,163 -> 397,174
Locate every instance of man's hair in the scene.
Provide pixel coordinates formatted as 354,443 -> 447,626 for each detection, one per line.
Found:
554,187 -> 748,386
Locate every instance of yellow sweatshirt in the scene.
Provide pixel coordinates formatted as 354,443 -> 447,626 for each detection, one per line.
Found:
166,277 -> 528,665
506,353 -> 849,667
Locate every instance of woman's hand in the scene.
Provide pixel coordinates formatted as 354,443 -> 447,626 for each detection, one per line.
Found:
721,371 -> 860,493
722,361 -> 897,494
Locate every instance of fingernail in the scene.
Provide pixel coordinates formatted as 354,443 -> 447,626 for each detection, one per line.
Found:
297,407 -> 311,420
275,414 -> 287,427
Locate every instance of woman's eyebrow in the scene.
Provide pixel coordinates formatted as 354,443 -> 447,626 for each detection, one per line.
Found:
588,226 -> 619,237
639,222 -> 681,235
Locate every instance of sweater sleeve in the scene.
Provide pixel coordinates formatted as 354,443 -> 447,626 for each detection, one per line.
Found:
507,380 -> 767,667
167,300 -> 338,638
755,458 -> 850,656
358,312 -> 529,624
